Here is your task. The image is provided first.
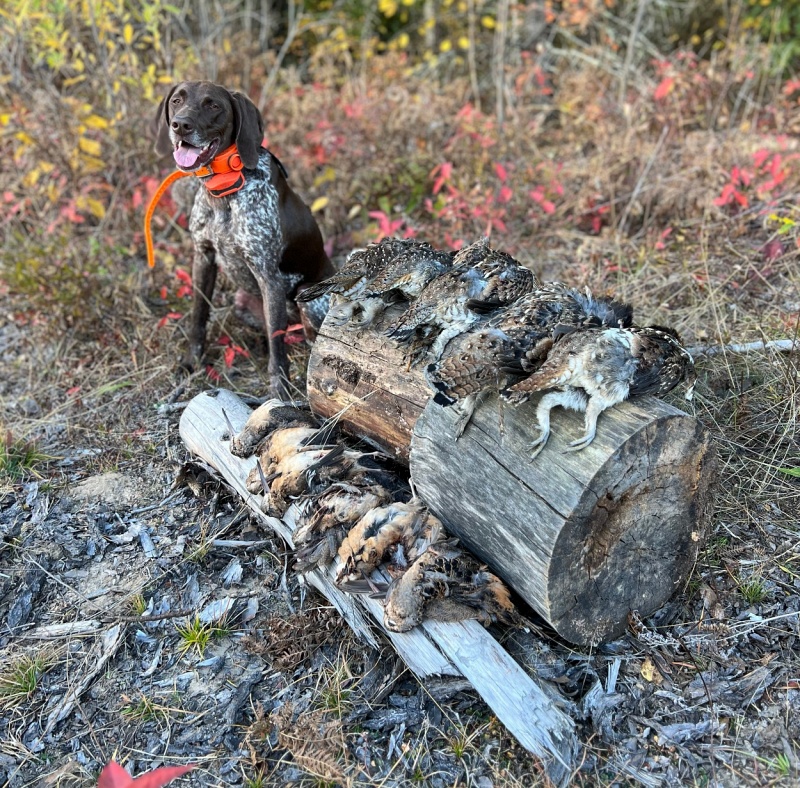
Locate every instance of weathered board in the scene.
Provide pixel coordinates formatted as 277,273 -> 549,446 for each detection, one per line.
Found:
179,389 -> 579,785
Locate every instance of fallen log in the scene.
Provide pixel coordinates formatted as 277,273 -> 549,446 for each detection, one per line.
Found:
307,313 -> 718,645
179,389 -> 579,785
306,305 -> 428,461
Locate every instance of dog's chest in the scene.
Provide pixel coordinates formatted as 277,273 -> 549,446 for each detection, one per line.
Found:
190,172 -> 284,288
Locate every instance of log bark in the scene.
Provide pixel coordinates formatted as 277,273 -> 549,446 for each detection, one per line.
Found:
306,305 -> 429,461
411,394 -> 717,645
179,388 -> 579,785
306,317 -> 717,646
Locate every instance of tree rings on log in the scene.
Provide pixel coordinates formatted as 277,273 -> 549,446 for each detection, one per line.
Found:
306,305 -> 430,461
409,393 -> 717,646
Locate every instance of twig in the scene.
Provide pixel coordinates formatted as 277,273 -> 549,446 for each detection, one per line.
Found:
618,0 -> 649,105
688,339 -> 797,357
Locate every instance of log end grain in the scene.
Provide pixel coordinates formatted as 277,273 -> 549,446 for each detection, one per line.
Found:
411,393 -> 716,645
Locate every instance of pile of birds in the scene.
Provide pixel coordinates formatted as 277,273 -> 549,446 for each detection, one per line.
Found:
299,236 -> 697,451
226,401 -> 518,633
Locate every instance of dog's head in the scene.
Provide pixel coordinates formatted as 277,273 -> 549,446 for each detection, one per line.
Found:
153,81 -> 264,171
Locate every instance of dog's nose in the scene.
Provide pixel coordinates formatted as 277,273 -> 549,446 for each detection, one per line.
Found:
171,116 -> 194,135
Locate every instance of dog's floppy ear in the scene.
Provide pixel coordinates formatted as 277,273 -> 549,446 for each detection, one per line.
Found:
230,91 -> 264,169
153,85 -> 177,157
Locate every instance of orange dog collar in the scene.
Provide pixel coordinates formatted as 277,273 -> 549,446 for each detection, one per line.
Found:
144,144 -> 246,268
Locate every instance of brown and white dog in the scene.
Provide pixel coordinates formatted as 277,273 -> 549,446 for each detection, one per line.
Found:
153,81 -> 334,397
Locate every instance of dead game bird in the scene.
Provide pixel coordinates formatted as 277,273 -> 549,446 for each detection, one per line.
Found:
425,283 -> 633,436
229,400 -> 319,458
386,237 -> 537,362
245,444 -> 336,513
335,502 -> 442,584
503,325 -> 696,457
297,237 -> 423,326
293,482 -> 394,571
380,541 -> 518,632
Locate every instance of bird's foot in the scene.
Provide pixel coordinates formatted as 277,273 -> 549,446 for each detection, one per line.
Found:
563,433 -> 595,453
528,431 -> 549,460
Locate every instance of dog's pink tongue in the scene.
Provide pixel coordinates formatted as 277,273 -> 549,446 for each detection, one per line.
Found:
174,143 -> 201,168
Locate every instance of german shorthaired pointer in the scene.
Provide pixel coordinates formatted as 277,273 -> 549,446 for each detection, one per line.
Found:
153,81 -> 334,397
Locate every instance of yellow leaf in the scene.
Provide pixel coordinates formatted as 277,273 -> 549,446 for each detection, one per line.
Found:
123,23 -> 133,44
640,657 -> 662,684
84,114 -> 109,130
0,113 -> 11,126
310,196 -> 329,213
23,167 -> 41,188
313,166 -> 336,187
439,39 -> 452,52
15,132 -> 33,146
79,138 -> 102,158
379,0 -> 398,17
458,36 -> 470,50
86,198 -> 106,219
481,15 -> 496,29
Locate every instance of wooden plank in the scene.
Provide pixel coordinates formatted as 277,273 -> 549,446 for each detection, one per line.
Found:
179,389 -> 580,784
423,618 -> 577,785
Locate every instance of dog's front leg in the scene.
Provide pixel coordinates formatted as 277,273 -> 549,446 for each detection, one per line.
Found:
181,241 -> 217,372
259,279 -> 291,400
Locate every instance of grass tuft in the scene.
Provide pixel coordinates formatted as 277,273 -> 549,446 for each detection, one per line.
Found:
0,653 -> 52,709
0,431 -> 49,482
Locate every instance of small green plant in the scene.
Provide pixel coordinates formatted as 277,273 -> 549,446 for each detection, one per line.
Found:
771,752 -> 792,778
315,659 -> 354,714
0,431 -> 49,482
130,594 -> 148,616
243,773 -> 267,788
739,577 -> 768,605
121,693 -> 159,722
0,653 -> 50,708
175,617 -> 228,657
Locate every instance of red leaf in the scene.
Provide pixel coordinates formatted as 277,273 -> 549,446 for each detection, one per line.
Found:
160,286 -> 168,300
206,365 -> 221,382
130,764 -> 195,787
431,162 -> 453,195
98,761 -> 133,788
762,240 -> 785,263
653,77 -> 674,101
217,335 -> 231,346
540,199 -> 556,215
223,346 -> 235,367
66,385 -> 82,396
498,185 -> 513,203
493,162 -> 508,182
175,269 -> 192,285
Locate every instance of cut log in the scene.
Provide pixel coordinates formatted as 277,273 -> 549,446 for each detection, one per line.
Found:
412,394 -> 716,645
306,316 -> 717,646
179,389 -> 579,785
306,305 -> 429,461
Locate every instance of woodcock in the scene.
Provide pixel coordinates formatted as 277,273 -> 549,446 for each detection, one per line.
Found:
296,237 -> 448,327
